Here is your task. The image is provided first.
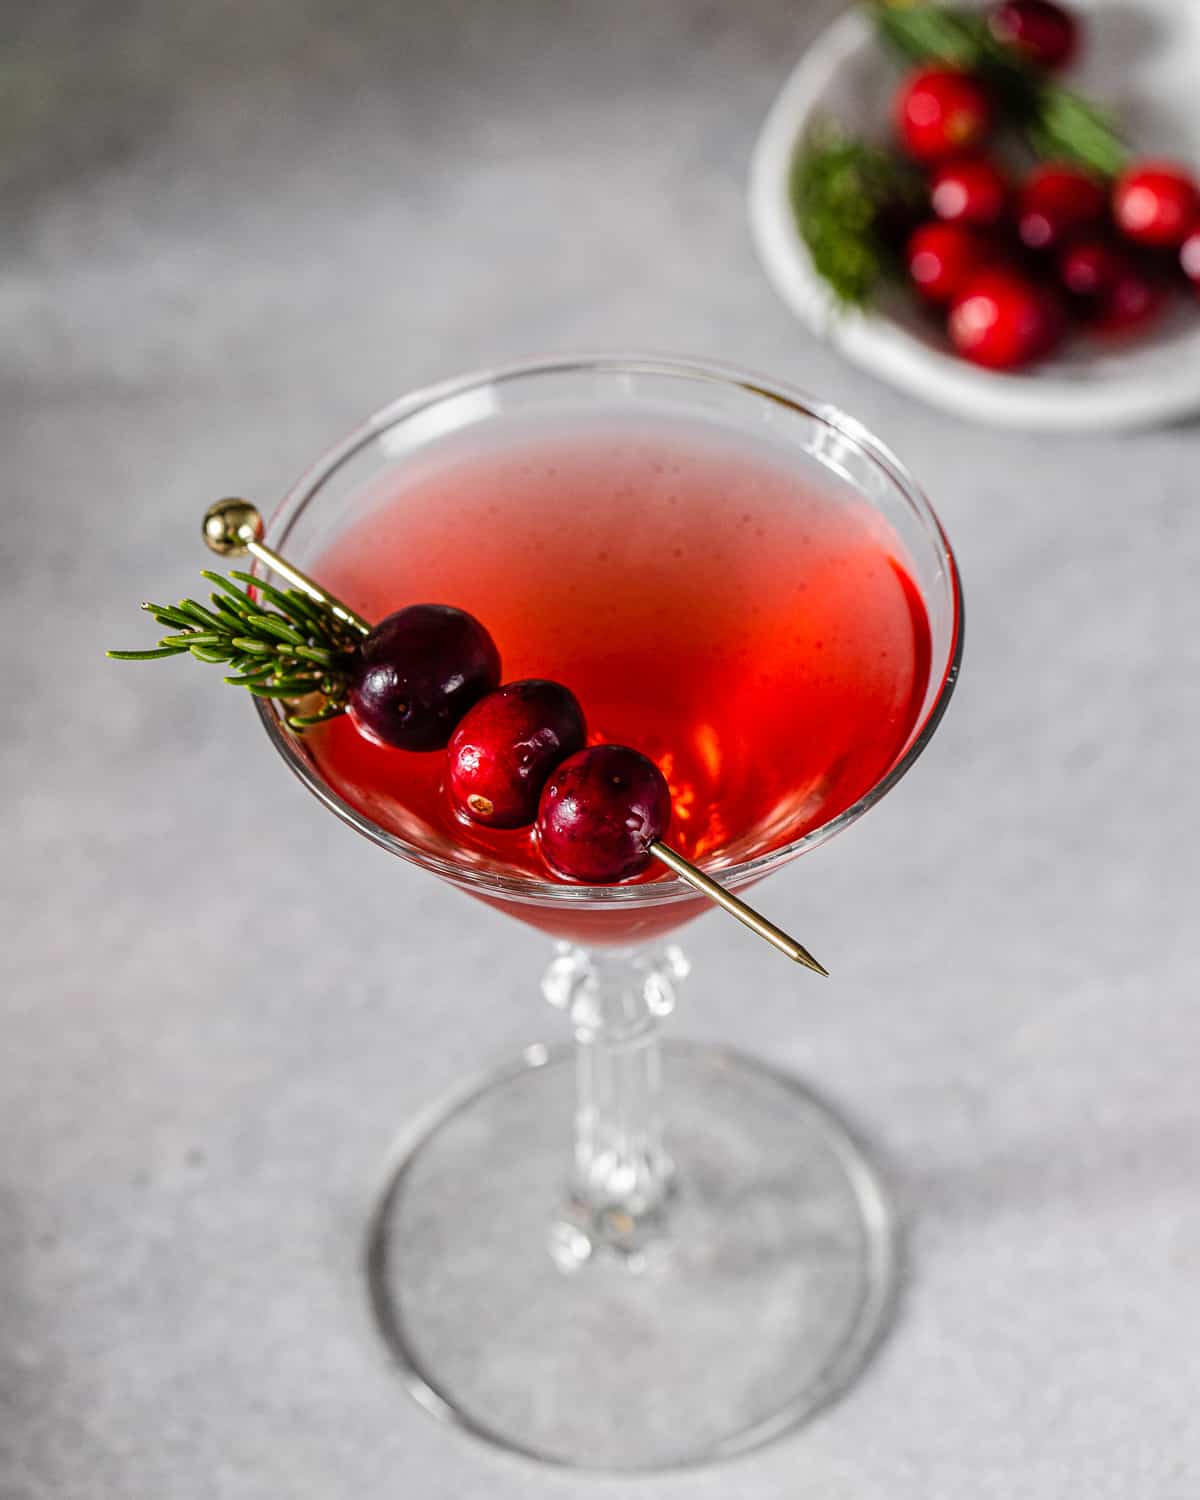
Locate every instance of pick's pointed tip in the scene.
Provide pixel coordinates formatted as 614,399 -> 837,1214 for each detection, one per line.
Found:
795,949 -> 830,978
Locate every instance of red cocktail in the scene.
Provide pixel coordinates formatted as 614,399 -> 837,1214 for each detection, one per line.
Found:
280,401 -> 941,946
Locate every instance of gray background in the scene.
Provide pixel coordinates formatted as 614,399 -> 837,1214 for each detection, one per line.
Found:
4,1 -> 1199,1495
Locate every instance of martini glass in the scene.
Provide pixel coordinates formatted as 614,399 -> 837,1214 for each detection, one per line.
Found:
253,356 -> 962,1470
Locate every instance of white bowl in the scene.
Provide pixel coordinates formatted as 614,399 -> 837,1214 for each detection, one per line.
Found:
748,0 -> 1200,430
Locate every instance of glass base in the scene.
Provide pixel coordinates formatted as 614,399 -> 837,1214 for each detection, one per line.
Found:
365,1040 -> 897,1470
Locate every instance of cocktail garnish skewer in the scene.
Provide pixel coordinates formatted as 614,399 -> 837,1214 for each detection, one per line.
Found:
111,497 -> 827,975
212,502 -> 828,973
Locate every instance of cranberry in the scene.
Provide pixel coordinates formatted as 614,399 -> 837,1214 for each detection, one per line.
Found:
1017,164 -> 1107,252
895,67 -> 992,163
1182,226 -> 1200,292
948,268 -> 1066,369
537,745 -> 672,884
987,0 -> 1079,70
1093,266 -> 1168,334
1058,237 -> 1127,303
1057,239 -> 1165,330
1113,162 -> 1200,248
930,155 -> 1009,227
906,221 -> 992,303
447,679 -> 586,828
348,604 -> 500,750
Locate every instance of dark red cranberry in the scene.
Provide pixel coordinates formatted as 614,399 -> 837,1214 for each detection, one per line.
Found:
930,156 -> 1008,227
948,268 -> 1066,369
1093,266 -> 1168,334
1058,238 -> 1164,331
1058,237 -> 1127,305
1017,164 -> 1106,252
906,221 -> 992,303
537,745 -> 672,884
348,604 -> 500,750
987,0 -> 1079,70
448,679 -> 586,828
1181,226 -> 1200,292
895,67 -> 992,163
1113,162 -> 1200,248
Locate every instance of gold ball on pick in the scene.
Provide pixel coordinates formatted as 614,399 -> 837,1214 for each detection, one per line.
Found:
203,498 -> 263,556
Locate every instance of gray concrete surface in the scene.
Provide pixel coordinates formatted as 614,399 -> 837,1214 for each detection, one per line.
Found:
3,1 -> 1199,1495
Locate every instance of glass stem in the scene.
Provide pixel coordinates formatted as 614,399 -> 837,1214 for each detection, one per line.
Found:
543,943 -> 689,1262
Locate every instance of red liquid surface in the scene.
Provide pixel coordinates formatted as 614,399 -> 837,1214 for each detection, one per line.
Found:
300,416 -> 932,943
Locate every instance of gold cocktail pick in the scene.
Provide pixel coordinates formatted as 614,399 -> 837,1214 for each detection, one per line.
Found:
648,844 -> 827,975
202,498 -> 828,976
203,498 -> 372,636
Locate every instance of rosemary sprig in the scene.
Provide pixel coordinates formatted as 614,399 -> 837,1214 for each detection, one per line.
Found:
108,571 -> 361,730
791,131 -> 921,308
789,136 -> 880,309
867,1 -> 1128,177
871,0 -> 985,68
1026,87 -> 1128,179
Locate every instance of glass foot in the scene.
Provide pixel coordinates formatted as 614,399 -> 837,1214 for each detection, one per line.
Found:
366,1040 -> 897,1470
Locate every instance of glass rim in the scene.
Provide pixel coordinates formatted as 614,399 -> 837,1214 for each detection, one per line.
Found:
254,353 -> 964,909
